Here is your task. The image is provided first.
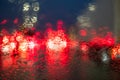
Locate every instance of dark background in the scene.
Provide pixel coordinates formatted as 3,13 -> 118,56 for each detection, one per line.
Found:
0,0 -> 94,30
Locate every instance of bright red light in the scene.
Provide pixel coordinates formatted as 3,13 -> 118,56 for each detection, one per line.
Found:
1,35 -> 17,55
9,42 -> 16,50
0,22 -> 116,66
16,35 -> 24,42
28,41 -> 35,49
1,45 -> 10,55
46,28 -> 68,52
106,38 -> 114,46
90,35 -> 115,48
0,29 -> 42,61
47,36 -> 67,51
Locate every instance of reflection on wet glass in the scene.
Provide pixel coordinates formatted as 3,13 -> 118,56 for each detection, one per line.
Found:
1,0 -> 120,80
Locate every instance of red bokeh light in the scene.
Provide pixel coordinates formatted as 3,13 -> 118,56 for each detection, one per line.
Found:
79,29 -> 87,37
80,42 -> 89,53
90,35 -> 114,48
0,20 -> 116,67
2,36 -> 9,44
13,18 -> 19,24
46,28 -> 68,52
0,29 -> 42,63
47,36 -> 67,51
0,19 -> 8,25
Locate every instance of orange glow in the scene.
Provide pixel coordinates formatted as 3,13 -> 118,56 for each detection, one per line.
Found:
16,35 -> 24,42
18,40 -> 28,52
111,44 -> 120,60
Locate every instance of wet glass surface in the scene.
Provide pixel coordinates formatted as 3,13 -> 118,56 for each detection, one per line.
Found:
0,0 -> 120,80
1,48 -> 120,80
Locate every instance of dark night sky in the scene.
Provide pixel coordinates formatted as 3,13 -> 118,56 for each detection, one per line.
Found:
0,0 -> 93,17
0,0 -> 114,31
0,0 -> 93,28
40,0 -> 92,23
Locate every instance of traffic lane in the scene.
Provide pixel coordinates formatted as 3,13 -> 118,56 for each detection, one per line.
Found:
1,49 -> 120,80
